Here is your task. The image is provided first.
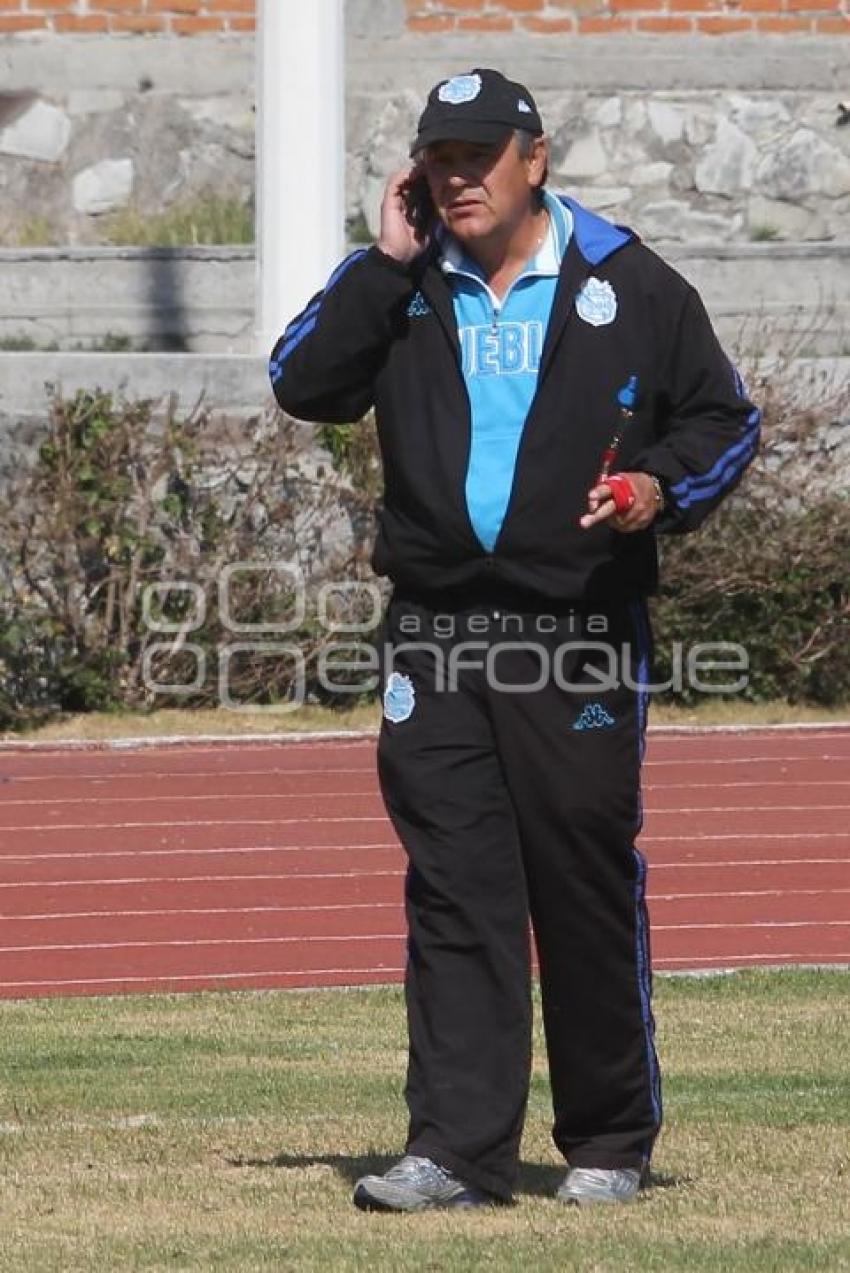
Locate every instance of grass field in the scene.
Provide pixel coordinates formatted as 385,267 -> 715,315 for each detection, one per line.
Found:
0,970 -> 848,1271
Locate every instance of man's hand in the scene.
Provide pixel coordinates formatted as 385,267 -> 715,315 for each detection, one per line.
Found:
580,472 -> 661,533
376,167 -> 432,266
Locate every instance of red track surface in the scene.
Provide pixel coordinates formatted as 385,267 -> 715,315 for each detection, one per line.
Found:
0,727 -> 848,999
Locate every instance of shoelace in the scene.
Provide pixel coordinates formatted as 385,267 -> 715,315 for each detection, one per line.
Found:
386,1156 -> 454,1187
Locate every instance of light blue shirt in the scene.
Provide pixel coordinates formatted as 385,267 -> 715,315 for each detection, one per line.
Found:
440,191 -> 573,552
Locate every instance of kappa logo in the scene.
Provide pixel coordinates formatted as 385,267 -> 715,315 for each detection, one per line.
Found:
383,672 -> 416,724
407,291 -> 432,319
576,277 -> 618,328
573,703 -> 617,731
438,74 -> 482,106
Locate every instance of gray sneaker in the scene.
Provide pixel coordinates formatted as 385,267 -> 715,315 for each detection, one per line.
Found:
555,1166 -> 643,1206
353,1154 -> 493,1212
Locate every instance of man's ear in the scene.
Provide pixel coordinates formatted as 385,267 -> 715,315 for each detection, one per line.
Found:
529,136 -> 549,191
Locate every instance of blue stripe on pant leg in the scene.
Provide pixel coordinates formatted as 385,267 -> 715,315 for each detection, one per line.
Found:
630,599 -> 663,1154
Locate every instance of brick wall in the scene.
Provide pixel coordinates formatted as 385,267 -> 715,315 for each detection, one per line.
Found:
0,1 -> 255,36
0,0 -> 847,35
406,0 -> 850,35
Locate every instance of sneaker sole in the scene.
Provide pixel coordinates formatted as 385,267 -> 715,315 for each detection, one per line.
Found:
353,1183 -> 494,1213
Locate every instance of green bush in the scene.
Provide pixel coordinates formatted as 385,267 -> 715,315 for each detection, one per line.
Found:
652,497 -> 849,705
651,359 -> 849,705
1,362 -> 847,731
0,389 -> 375,730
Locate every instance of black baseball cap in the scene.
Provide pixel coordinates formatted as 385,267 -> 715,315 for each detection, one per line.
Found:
410,68 -> 543,156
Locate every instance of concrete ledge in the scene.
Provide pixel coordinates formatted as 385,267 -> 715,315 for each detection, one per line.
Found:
2,351 -> 846,432
0,247 -> 255,354
2,243 -> 848,356
348,35 -> 850,94
0,352 -> 272,428
0,35 -> 255,95
2,33 -> 846,94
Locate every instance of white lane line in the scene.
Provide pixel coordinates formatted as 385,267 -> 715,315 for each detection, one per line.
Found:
649,858 -> 850,869
653,921 -> 850,931
646,804 -> 850,814
1,838 -> 848,868
0,791 -> 379,809
643,781 -> 850,791
5,888 -> 849,923
2,830 -> 847,855
641,833 -> 850,843
653,953 -> 850,965
0,870 -> 407,889
0,816 -> 388,832
0,954 -> 845,994
0,966 -> 408,991
0,841 -> 399,863
2,921 -> 849,957
2,766 -> 847,792
2,859 -> 850,892
0,933 -> 407,954
0,733 -> 379,755
2,903 -> 403,921
5,789 -> 850,814
1,954 -> 846,992
1,742 -> 847,776
0,766 -> 374,784
644,755 -> 850,767
652,888 -> 850,901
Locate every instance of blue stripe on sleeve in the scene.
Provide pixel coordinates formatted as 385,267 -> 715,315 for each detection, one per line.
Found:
669,357 -> 761,509
282,296 -> 322,344
670,408 -> 760,508
270,249 -> 368,388
672,430 -> 759,508
280,314 -> 319,362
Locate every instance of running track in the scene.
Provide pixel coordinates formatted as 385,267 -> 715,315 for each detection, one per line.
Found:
0,727 -> 848,999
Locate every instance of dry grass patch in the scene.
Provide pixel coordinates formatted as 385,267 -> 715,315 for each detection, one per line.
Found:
3,699 -> 847,746
0,971 -> 847,1271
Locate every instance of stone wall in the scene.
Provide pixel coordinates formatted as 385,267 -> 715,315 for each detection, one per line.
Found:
1,31 -> 849,249
355,88 -> 850,244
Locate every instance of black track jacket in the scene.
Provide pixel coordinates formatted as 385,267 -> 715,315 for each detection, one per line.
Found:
270,197 -> 760,603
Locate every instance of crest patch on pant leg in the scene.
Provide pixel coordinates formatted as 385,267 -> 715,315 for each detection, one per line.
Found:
383,672 -> 416,724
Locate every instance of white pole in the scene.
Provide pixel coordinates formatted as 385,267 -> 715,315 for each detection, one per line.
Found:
256,0 -> 345,354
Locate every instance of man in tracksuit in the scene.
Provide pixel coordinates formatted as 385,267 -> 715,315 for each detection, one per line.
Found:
270,69 -> 759,1210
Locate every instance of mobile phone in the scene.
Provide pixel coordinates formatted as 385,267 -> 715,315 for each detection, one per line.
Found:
403,173 -> 435,236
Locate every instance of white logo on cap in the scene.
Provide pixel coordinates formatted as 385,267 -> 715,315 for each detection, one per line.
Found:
518,99 -> 533,113
438,74 -> 483,106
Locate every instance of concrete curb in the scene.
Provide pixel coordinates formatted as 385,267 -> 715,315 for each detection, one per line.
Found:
0,720 -> 847,753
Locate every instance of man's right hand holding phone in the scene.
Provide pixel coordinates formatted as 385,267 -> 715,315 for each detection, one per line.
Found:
377,166 -> 434,265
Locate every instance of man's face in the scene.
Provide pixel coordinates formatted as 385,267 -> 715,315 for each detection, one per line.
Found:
419,134 -> 546,251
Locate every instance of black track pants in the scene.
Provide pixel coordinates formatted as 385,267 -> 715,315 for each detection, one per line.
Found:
376,595 -> 662,1201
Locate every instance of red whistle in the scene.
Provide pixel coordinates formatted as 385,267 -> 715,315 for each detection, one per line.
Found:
604,473 -> 636,514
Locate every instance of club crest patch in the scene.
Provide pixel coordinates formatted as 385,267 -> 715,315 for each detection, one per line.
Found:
573,702 -> 616,731
576,277 -> 618,327
438,74 -> 482,106
383,672 -> 416,724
